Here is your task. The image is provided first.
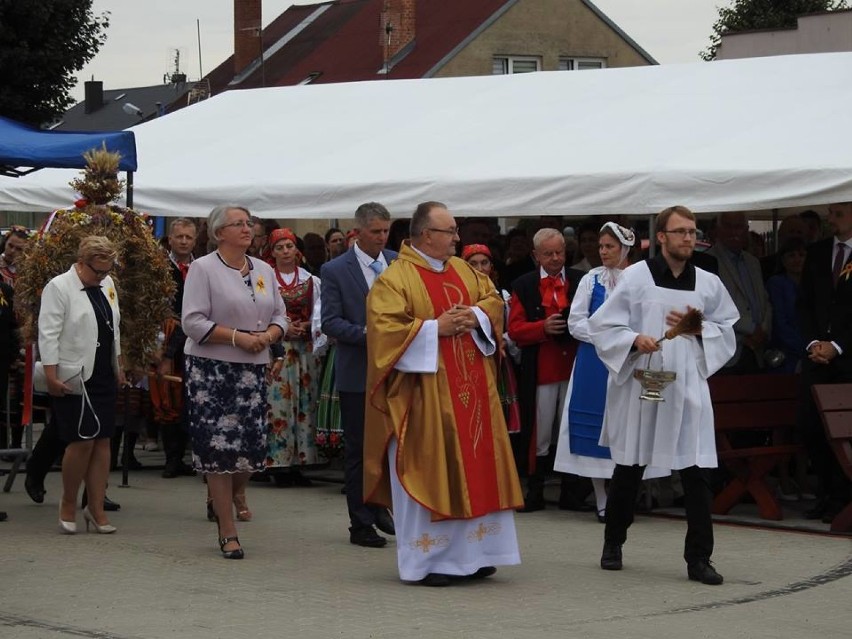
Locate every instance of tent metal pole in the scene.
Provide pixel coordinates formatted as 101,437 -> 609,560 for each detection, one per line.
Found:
126,171 -> 134,209
771,208 -> 780,251
648,214 -> 656,258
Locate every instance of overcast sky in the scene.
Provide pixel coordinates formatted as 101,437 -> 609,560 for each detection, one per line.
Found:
73,0 -> 724,100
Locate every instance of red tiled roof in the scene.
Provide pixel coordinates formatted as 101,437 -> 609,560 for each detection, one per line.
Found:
205,0 -> 512,94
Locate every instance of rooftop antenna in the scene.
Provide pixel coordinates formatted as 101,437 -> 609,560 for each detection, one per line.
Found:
197,19 -> 204,79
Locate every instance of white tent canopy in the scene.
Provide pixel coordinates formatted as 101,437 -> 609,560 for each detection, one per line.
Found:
2,53 -> 851,219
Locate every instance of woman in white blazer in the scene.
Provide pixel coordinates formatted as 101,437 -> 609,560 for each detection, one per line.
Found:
39,236 -> 126,535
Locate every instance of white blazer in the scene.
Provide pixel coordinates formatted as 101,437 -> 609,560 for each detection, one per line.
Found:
38,265 -> 121,382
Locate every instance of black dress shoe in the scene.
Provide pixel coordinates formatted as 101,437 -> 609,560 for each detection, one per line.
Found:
558,495 -> 595,512
469,566 -> 496,579
600,543 -> 623,570
516,498 -> 546,513
0,511 -> 7,522
292,471 -> 313,487
420,573 -> 452,587
25,476 -> 46,504
374,509 -> 396,536
103,495 -> 121,512
349,526 -> 387,548
687,559 -> 724,585
596,509 -> 607,524
273,473 -> 294,488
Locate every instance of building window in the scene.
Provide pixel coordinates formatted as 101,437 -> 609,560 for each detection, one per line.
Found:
492,56 -> 541,75
558,57 -> 606,71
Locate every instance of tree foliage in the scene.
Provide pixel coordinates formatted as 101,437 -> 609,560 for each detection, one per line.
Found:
701,0 -> 848,60
0,0 -> 109,126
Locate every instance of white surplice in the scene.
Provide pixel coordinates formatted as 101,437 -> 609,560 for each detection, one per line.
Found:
587,262 -> 738,470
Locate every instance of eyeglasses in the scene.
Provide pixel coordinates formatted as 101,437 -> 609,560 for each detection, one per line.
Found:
427,227 -> 458,236
662,228 -> 697,238
86,262 -> 114,277
222,221 -> 252,230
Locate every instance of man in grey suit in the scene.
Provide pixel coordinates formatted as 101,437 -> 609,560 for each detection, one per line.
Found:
321,202 -> 398,547
707,211 -> 772,374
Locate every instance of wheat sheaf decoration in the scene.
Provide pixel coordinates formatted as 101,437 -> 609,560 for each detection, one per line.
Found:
15,147 -> 175,370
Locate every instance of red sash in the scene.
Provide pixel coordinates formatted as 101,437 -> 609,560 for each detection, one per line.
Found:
416,264 -> 500,517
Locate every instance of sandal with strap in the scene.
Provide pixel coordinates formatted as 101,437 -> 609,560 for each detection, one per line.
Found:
233,493 -> 252,522
219,536 -> 244,560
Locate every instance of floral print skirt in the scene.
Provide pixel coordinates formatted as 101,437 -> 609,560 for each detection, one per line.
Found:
266,339 -> 322,468
185,355 -> 268,474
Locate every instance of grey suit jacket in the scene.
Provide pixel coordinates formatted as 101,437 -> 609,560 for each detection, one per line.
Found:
320,247 -> 397,392
706,245 -> 772,367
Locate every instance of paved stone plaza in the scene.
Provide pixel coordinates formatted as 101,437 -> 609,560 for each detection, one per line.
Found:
1,467 -> 850,639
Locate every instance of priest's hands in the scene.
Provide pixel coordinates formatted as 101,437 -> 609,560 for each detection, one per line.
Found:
633,335 -> 660,353
437,305 -> 478,337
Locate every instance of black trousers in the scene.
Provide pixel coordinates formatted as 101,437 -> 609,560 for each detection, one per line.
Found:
339,391 -> 380,530
605,464 -> 714,563
26,415 -> 65,484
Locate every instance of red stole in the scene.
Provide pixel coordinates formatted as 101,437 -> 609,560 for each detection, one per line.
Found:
416,264 -> 501,518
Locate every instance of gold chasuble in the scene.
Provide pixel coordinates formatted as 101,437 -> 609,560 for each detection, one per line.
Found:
364,243 -> 523,522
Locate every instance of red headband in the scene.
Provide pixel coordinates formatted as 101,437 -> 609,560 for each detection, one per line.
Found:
462,243 -> 491,261
269,228 -> 297,247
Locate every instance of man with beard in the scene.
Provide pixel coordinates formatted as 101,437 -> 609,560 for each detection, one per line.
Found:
589,205 -> 738,585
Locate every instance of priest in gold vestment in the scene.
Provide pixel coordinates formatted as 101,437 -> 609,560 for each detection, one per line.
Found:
364,202 -> 524,587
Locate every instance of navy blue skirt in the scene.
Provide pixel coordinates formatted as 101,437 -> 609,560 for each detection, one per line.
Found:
185,355 -> 268,474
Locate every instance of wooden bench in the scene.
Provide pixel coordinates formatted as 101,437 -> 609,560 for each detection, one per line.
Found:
709,374 -> 802,520
811,383 -> 852,534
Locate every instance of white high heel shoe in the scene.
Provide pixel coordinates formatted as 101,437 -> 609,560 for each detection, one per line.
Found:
82,507 -> 117,534
58,518 -> 77,534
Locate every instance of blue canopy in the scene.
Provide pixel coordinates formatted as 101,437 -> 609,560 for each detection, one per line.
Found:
0,116 -> 137,176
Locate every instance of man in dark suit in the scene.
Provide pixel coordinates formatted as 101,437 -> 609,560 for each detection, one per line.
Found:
157,218 -> 197,478
321,202 -> 398,547
798,202 -> 852,521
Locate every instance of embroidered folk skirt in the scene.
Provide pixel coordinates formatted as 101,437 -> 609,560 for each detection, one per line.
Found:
185,355 -> 267,474
315,344 -> 343,457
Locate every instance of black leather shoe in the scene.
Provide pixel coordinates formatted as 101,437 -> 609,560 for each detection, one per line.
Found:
600,543 -> 623,570
516,498 -> 546,513
558,495 -> 595,512
161,464 -> 179,479
374,509 -> 396,536
103,495 -> 121,512
25,476 -> 46,504
0,511 -> 7,522
687,559 -> 723,585
420,573 -> 452,587
596,509 -> 607,524
469,566 -> 496,579
349,526 -> 387,548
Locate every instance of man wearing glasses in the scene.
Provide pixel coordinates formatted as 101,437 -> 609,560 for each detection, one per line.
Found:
363,201 -> 523,587
589,205 -> 738,585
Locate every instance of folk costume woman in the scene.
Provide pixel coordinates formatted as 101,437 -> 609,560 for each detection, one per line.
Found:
265,228 -> 326,486
554,223 -> 647,522
461,243 -> 521,434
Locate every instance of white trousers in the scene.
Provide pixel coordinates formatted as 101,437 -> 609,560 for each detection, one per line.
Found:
388,438 -> 521,582
535,380 -> 570,456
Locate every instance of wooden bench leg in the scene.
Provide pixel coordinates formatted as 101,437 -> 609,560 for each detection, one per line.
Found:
713,477 -> 748,515
830,502 -> 852,534
745,457 -> 784,520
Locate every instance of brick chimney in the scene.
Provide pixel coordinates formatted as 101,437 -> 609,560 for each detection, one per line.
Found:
234,0 -> 262,75
84,80 -> 103,114
381,0 -> 416,63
